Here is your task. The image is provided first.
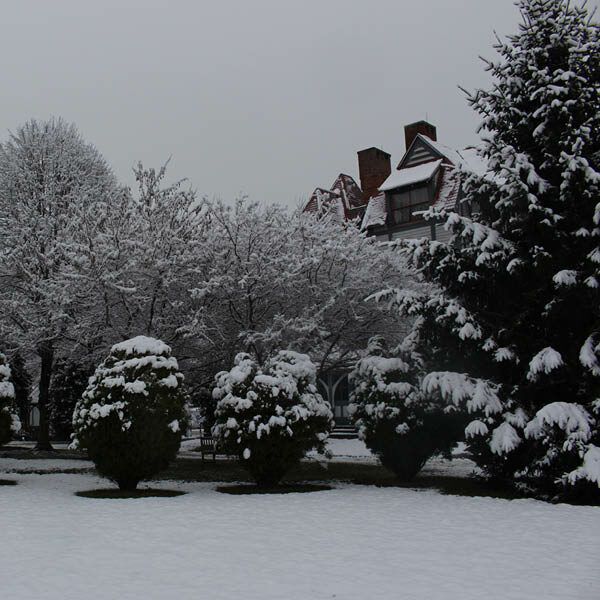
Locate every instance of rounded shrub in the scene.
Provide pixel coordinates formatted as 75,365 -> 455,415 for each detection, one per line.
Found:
349,341 -> 464,481
0,353 -> 21,446
212,351 -> 333,487
0,354 -> 20,445
71,336 -> 187,491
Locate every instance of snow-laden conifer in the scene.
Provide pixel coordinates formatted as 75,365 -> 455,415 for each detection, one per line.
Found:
71,336 -> 187,490
212,350 -> 333,486
382,0 -> 600,498
349,338 -> 466,480
0,353 -> 21,445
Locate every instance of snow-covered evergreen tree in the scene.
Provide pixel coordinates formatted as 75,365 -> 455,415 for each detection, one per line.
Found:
349,338 -> 465,480
0,353 -> 21,445
71,336 -> 187,490
212,350 -> 333,486
385,0 -> 600,498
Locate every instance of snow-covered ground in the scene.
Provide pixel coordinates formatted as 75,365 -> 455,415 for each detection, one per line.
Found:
1,442 -> 598,600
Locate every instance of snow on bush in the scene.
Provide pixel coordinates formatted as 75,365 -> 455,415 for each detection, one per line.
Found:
0,353 -> 21,445
579,335 -> 600,376
521,402 -> 599,492
71,336 -> 187,490
421,372 -> 503,416
567,444 -> 600,486
212,350 -> 333,486
526,347 -> 564,382
349,340 -> 466,481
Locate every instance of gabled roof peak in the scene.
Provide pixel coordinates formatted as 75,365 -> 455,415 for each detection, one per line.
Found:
397,133 -> 461,170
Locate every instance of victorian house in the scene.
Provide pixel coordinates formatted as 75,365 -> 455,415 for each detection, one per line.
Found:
305,120 -> 484,241
304,120 -> 485,427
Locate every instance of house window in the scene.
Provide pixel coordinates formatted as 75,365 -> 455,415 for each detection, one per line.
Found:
389,181 -> 435,224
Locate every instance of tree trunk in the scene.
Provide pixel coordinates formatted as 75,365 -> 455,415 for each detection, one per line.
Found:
117,478 -> 139,492
35,343 -> 54,451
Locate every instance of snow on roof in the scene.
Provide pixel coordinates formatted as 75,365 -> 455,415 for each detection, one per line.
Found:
432,165 -> 460,212
303,188 -> 341,214
419,136 -> 492,180
361,192 -> 387,230
331,174 -> 365,210
379,159 -> 443,192
417,136 -> 464,166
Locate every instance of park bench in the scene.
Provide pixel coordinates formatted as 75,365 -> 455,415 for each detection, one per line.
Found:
199,436 -> 217,462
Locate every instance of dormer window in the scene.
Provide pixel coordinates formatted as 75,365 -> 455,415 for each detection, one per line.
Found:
388,176 -> 437,224
390,185 -> 429,224
378,158 -> 443,226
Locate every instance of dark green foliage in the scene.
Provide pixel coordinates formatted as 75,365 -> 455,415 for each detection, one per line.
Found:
212,351 -> 333,487
49,359 -> 94,440
391,0 -> 600,499
349,342 -> 465,481
237,426 -> 310,487
363,415 -> 466,481
72,337 -> 187,491
9,352 -> 31,427
0,412 -> 12,447
195,387 -> 217,433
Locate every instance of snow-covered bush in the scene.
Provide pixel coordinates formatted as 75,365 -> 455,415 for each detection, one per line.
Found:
212,351 -> 333,486
71,336 -> 187,490
0,353 -> 21,445
349,340 -> 464,480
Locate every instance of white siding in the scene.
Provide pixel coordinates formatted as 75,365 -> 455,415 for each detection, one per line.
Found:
435,223 -> 453,244
390,224 -> 432,241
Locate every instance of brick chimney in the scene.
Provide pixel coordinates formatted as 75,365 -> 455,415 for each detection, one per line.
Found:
404,120 -> 437,150
357,147 -> 391,202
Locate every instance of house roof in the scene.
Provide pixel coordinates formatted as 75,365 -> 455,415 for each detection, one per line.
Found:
378,159 -> 443,192
400,133 -> 491,177
414,136 -> 463,167
304,188 -> 340,213
363,163 -> 462,230
432,165 -> 461,212
361,192 -> 387,230
304,174 -> 365,221
331,173 -> 365,211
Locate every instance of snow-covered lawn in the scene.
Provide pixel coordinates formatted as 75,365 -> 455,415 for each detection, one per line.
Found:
1,444 -> 598,600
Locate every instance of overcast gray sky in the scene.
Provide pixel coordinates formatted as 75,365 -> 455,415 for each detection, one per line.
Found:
1,1 -> 598,207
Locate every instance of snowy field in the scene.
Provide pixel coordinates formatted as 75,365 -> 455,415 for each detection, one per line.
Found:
1,442 -> 599,600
